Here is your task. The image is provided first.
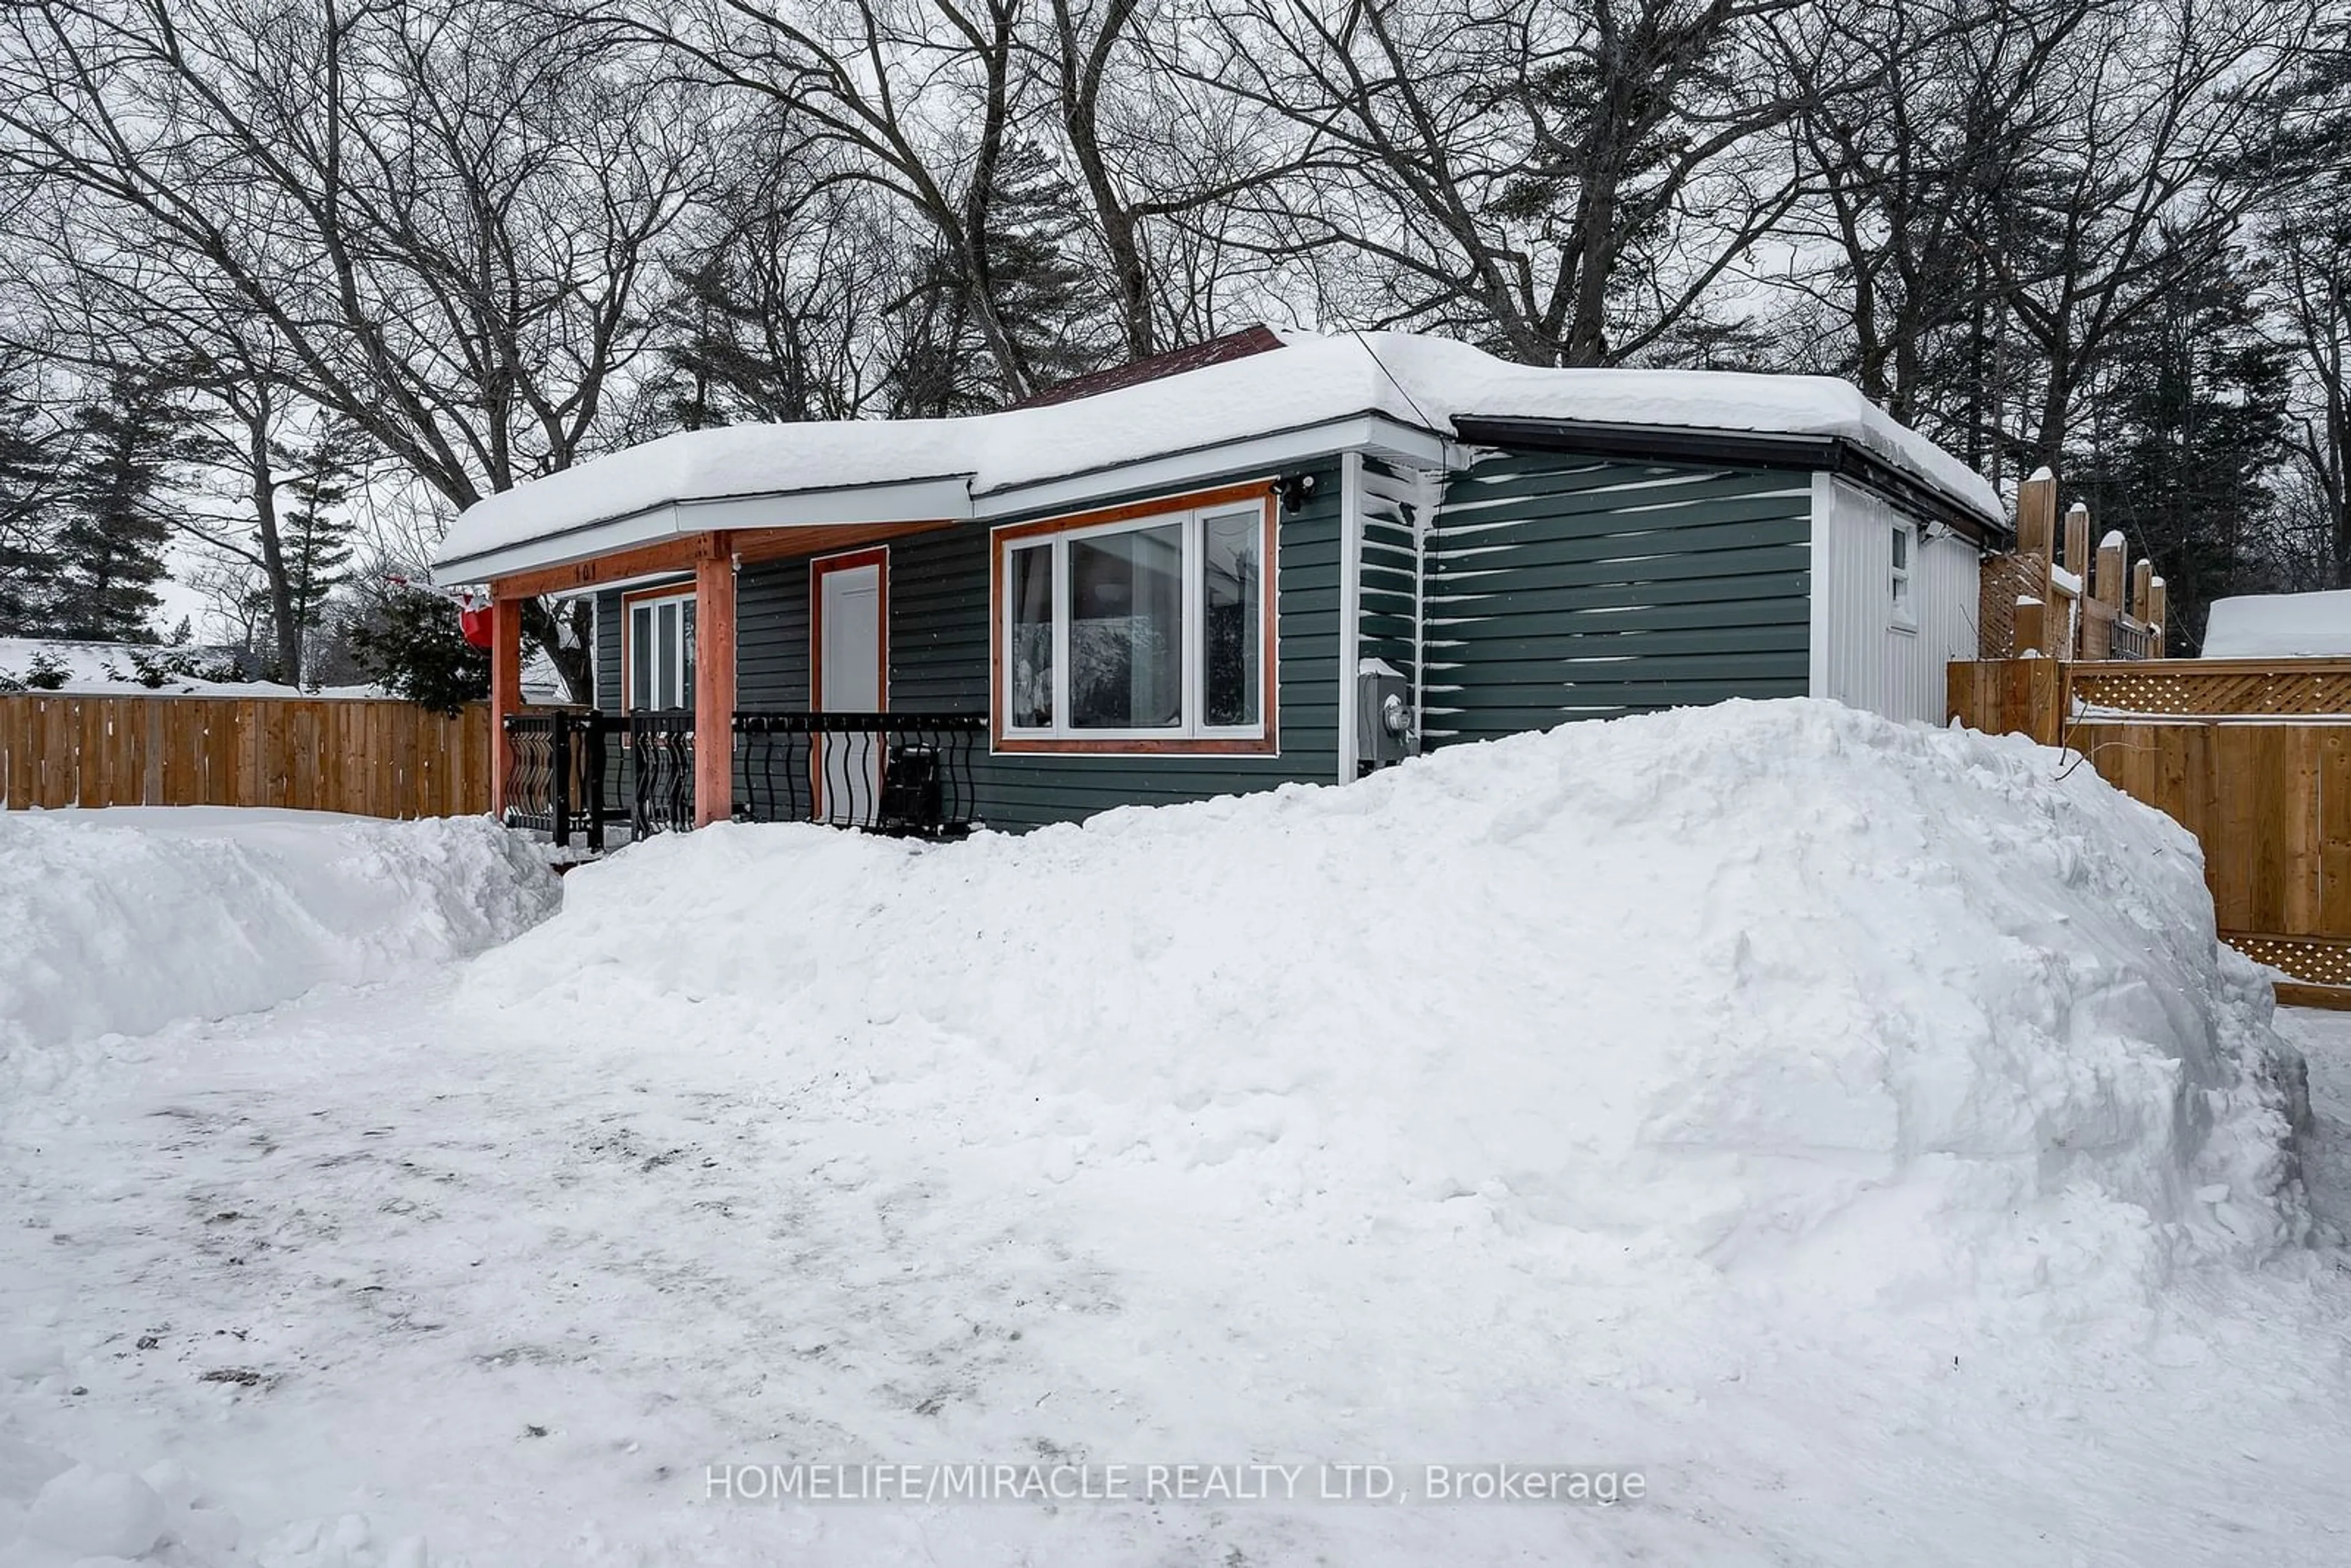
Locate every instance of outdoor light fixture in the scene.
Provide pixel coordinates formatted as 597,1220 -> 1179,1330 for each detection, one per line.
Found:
1275,473 -> 1320,511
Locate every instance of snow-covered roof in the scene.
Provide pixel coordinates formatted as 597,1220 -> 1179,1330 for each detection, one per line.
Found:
434,331 -> 2001,579
2202,591 -> 2351,659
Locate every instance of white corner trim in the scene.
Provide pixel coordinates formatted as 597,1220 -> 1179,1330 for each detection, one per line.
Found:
1807,469 -> 1834,701
1338,452 -> 1365,785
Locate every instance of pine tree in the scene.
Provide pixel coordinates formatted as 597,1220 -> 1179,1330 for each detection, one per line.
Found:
653,250 -> 828,430
2068,241 -> 2291,652
978,141 -> 1116,394
656,253 -> 735,432
269,424 -> 359,675
890,141 -> 1116,413
347,580 -> 490,715
649,180 -> 889,432
0,378 -> 58,635
48,374 -> 200,642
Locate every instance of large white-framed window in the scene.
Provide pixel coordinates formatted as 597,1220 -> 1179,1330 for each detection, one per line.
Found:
1889,520 -> 1918,632
993,483 -> 1276,754
623,584 -> 696,711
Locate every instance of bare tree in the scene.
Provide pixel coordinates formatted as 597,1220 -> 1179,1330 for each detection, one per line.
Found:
2273,219 -> 2350,587
621,0 -> 1109,403
0,337 -> 73,634
1176,0 -> 1824,366
1040,0 -> 1299,357
2252,15 -> 2351,585
0,0 -> 708,694
1775,0 -> 2096,468
1989,0 -> 2306,471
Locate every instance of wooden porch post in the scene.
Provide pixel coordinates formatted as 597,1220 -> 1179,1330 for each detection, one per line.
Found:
489,594 -> 523,818
694,533 -> 737,827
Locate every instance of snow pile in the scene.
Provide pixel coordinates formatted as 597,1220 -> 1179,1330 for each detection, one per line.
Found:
0,809 -> 558,1084
0,1438 -> 238,1566
2203,589 -> 2351,659
467,699 -> 2306,1322
437,331 -> 1998,573
0,1431 -> 452,1568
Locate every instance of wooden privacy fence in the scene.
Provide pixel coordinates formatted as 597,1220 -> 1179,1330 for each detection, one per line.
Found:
0,694 -> 492,818
1949,658 -> 2351,1003
1977,470 -> 2165,660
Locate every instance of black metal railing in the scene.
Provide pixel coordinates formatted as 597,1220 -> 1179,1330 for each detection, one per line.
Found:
502,711 -> 568,836
627,713 -> 695,838
505,709 -> 981,847
501,710 -> 614,851
735,711 -> 985,837
503,710 -> 680,849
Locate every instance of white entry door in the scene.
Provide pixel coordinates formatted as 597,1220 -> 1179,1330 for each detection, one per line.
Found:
815,559 -> 883,823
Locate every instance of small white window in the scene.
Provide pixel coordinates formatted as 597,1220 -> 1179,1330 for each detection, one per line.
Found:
1889,522 -> 1916,631
624,588 -> 696,710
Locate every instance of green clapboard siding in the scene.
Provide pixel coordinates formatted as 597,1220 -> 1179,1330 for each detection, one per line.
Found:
968,462 -> 1344,829
590,463 -> 1347,832
580,442 -> 1818,823
593,588 -> 621,708
1424,451 -> 1812,740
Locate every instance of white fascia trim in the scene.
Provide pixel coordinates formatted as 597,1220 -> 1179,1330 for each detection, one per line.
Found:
547,565 -> 700,604
1807,469 -> 1833,700
432,474 -> 977,584
970,413 -> 1449,522
437,415 -> 1459,583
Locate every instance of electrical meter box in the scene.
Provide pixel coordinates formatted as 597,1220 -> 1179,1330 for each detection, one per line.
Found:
1356,661 -> 1414,768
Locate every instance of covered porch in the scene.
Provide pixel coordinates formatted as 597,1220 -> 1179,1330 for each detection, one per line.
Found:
482,520 -> 986,845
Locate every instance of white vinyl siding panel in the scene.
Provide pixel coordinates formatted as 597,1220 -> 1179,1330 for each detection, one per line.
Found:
1809,473 -> 1977,724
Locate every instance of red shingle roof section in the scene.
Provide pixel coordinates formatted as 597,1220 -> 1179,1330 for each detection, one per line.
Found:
1012,324 -> 1288,410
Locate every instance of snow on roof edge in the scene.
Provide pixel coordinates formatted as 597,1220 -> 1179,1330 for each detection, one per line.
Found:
435,332 -> 2000,572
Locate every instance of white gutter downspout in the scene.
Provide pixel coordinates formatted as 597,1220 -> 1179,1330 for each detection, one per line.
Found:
1413,452 -> 1442,748
1337,451 -> 1365,784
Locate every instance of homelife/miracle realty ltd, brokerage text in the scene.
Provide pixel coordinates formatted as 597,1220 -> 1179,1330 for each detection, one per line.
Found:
705,1463 -> 1649,1505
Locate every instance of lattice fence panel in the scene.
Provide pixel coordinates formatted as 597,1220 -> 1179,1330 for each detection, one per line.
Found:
2068,662 -> 2351,717
1977,552 -> 2045,658
2227,935 -> 2351,989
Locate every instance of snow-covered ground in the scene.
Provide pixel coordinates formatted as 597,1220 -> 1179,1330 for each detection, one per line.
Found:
6,701 -> 2351,1566
0,637 -> 569,705
0,639 -> 382,699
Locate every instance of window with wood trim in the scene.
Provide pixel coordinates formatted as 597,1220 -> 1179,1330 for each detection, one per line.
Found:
992,484 -> 1277,754
623,585 -> 696,711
